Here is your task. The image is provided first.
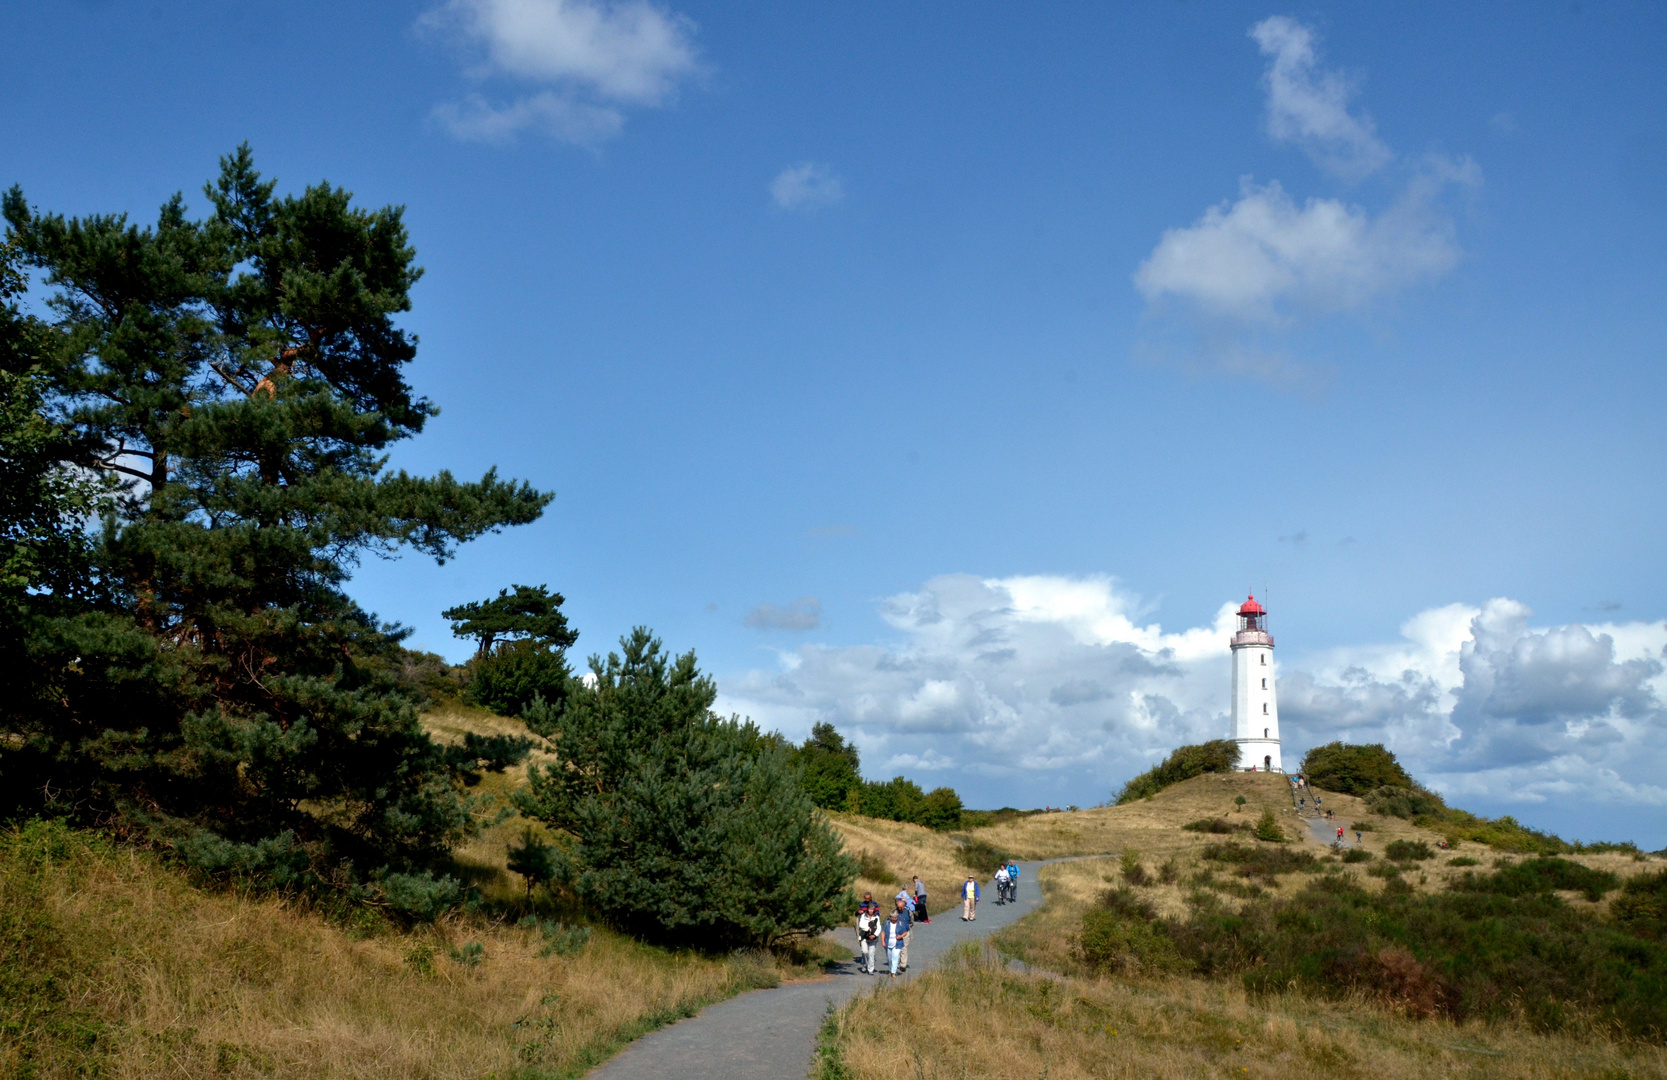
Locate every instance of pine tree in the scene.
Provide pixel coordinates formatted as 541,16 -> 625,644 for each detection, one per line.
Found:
790,721 -> 862,810
516,630 -> 856,947
0,148 -> 549,903
445,584 -> 576,717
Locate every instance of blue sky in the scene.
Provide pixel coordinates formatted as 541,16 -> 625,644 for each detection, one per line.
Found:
6,1 -> 1666,844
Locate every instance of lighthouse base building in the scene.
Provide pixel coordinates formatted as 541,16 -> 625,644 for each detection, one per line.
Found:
1229,594 -> 1282,773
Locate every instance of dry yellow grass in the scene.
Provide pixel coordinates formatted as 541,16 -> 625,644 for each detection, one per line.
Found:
2,825 -> 799,1080
821,943 -> 1667,1080
826,812 -> 971,904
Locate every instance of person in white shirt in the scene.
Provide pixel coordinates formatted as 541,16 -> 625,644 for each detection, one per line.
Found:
855,907 -> 879,974
994,863 -> 1011,904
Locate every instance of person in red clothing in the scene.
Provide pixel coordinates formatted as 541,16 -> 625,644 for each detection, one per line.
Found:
1336,825 -> 1345,842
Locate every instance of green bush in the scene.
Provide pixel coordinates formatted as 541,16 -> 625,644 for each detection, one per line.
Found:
853,850 -> 899,886
1182,818 -> 1249,835
465,638 -> 571,719
1121,872 -> 1667,1036
1342,848 -> 1373,864
1253,809 -> 1286,843
1451,857 -> 1620,903
1448,856 -> 1480,867
1301,743 -> 1413,796
1384,840 -> 1436,863
1201,842 -> 1319,882
1611,870 -> 1667,941
956,836 -> 1004,876
791,723 -> 863,810
1120,850 -> 1150,887
1078,889 -> 1186,975
1363,784 -> 1448,820
1115,741 -> 1241,804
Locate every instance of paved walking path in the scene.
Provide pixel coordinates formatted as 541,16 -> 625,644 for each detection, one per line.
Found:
589,862 -> 1056,1080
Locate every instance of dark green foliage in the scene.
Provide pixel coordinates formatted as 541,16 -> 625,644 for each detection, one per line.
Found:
1612,870 -> 1667,942
1369,784 -> 1635,856
448,941 -> 485,968
1252,809 -> 1285,843
465,638 -> 572,719
853,849 -> 899,885
1201,841 -> 1319,883
1384,839 -> 1436,863
853,776 -> 925,822
1367,861 -> 1402,879
1115,740 -> 1241,804
1120,850 -> 1150,886
514,630 -> 856,948
1078,887 -> 1186,975
1451,857 -> 1620,903
1182,817 -> 1251,834
1363,784 -> 1448,819
956,836 -> 1004,876
920,787 -> 964,831
444,584 -> 576,656
0,149 -> 549,899
1342,848 -> 1373,864
506,830 -> 559,898
958,807 -> 1039,828
1084,865 -> 1667,1037
791,722 -> 863,810
1448,856 -> 1480,867
1301,742 -> 1414,796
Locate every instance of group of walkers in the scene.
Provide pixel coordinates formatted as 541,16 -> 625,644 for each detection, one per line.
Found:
855,860 -> 1022,979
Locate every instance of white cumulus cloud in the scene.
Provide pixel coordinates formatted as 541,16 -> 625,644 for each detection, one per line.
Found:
423,0 -> 699,145
770,162 -> 845,210
719,573 -> 1667,825
1135,17 -> 1480,386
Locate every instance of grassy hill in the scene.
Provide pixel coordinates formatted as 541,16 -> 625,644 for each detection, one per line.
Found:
816,770 -> 1667,1079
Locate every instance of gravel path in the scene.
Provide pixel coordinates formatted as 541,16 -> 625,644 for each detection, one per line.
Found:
588,861 -> 1057,1080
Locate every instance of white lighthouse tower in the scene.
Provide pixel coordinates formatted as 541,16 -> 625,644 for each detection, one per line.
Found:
1229,594 -> 1282,772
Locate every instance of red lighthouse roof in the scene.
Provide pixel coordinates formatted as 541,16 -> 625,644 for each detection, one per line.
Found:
1238,594 -> 1265,616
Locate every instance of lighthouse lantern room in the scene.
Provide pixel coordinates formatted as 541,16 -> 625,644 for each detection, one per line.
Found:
1230,594 -> 1282,772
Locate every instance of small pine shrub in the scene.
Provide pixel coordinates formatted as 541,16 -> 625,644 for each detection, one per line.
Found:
1253,809 -> 1285,843
403,944 -> 437,976
518,916 -> 592,957
448,941 -> 485,968
1234,795 -> 1248,809
1157,859 -> 1180,885
1120,850 -> 1151,887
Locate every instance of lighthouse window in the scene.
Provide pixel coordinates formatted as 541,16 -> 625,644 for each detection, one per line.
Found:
1262,703 -> 1268,714
1261,678 -> 1267,689
1260,654 -> 1266,665
1264,727 -> 1268,738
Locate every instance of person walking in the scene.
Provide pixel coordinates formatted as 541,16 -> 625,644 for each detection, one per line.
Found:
882,911 -> 903,978
1007,861 -> 1020,901
856,905 -> 878,974
993,863 -> 1010,904
859,891 -> 879,918
1356,830 -> 1363,845
912,875 -> 929,923
962,875 -> 980,920
893,897 -> 913,971
1336,825 -> 1345,843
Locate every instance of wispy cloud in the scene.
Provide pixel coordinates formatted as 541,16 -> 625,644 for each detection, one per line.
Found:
423,0 -> 699,145
1251,16 -> 1392,181
745,597 -> 822,631
1135,17 -> 1479,388
770,162 -> 845,210
720,574 -> 1667,820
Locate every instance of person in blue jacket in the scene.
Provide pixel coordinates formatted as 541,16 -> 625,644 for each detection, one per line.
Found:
961,875 -> 981,920
1006,861 -> 1020,901
883,911 -> 904,978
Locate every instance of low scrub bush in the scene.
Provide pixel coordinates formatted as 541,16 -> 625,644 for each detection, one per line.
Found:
1611,869 -> 1667,941
1115,741 -> 1240,804
1253,809 -> 1286,843
1451,857 -> 1619,903
1367,862 -> 1402,879
1074,866 -> 1667,1038
1182,817 -> 1249,834
1448,856 -> 1480,867
1342,848 -> 1374,864
1201,842 -> 1319,882
1120,850 -> 1150,887
853,849 -> 899,885
956,836 -> 1004,877
1385,840 -> 1436,863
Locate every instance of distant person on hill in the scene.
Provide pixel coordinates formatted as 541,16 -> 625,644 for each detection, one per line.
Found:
994,863 -> 1011,904
895,888 -> 916,917
1007,861 -> 1020,901
883,911 -> 903,978
856,905 -> 878,974
962,875 -> 981,920
893,896 -> 913,970
1356,830 -> 1363,845
1336,825 -> 1345,843
912,875 -> 929,922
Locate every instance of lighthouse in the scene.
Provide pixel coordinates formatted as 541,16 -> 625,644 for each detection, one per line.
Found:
1229,594 -> 1282,772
